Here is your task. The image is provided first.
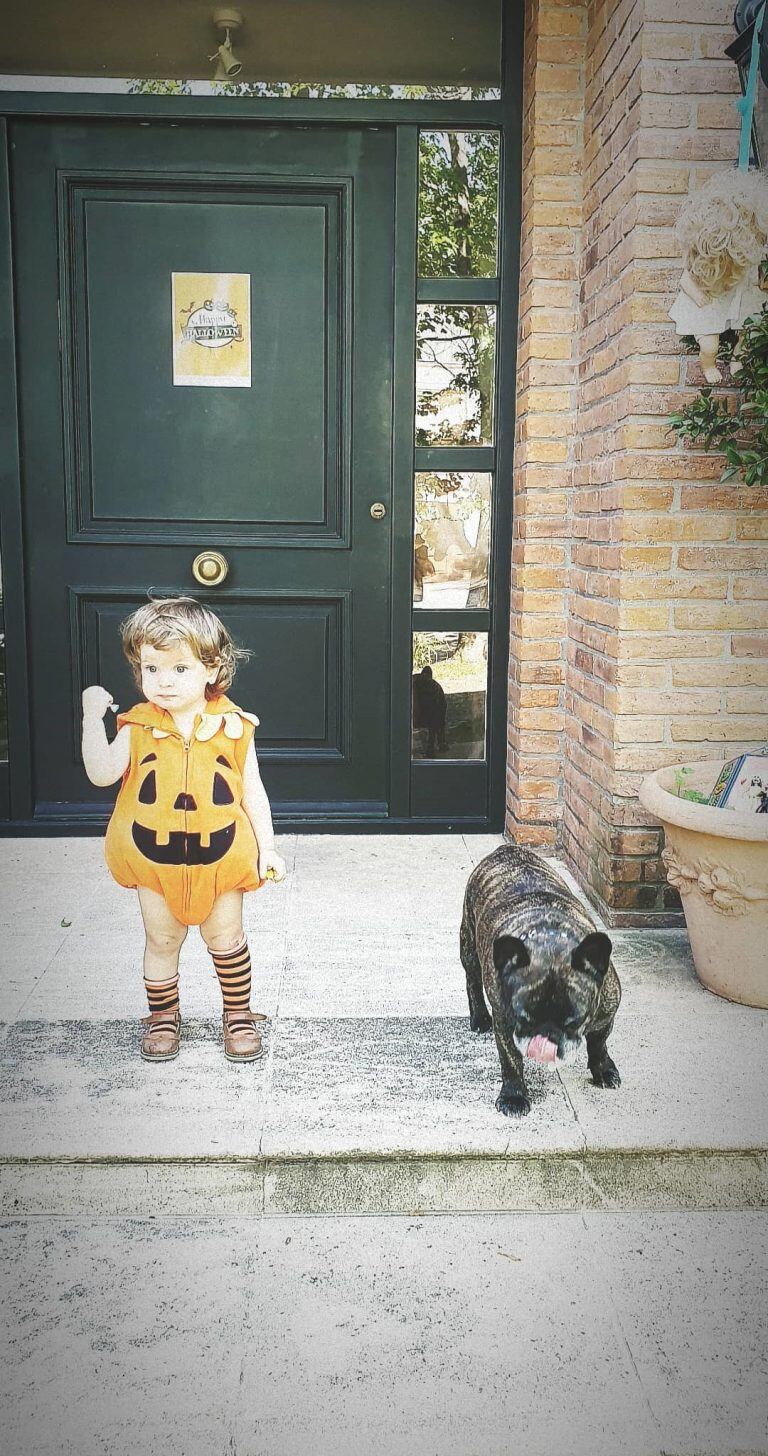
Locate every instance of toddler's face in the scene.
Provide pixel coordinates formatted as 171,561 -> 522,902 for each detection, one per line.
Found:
140,640 -> 219,713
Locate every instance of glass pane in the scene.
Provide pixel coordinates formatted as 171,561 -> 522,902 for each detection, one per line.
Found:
412,632 -> 487,760
0,78 -> 501,100
418,132 -> 499,277
416,305 -> 496,446
414,472 -> 491,609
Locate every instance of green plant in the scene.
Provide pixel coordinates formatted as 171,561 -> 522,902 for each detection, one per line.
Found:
669,304 -> 768,486
672,767 -> 710,804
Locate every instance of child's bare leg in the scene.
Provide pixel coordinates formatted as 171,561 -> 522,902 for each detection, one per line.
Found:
137,885 -> 188,983
200,889 -> 244,955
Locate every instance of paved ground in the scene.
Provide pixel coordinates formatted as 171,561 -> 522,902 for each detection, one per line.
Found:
1,834 -> 767,1454
2,1211 -> 767,1456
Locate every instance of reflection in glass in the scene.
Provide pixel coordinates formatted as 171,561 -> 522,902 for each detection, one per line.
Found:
414,472 -> 491,609
120,80 -> 501,99
412,632 -> 487,760
416,305 -> 496,446
213,82 -> 502,99
418,131 -> 499,278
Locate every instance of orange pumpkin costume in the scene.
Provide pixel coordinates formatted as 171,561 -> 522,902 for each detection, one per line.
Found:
104,693 -> 264,925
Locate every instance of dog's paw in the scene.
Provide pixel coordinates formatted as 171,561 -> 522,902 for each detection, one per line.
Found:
495,1088 -> 531,1119
590,1058 -> 621,1089
470,1011 -> 493,1034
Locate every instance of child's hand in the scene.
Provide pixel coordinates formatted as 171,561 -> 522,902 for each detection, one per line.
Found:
82,685 -> 118,721
259,848 -> 287,883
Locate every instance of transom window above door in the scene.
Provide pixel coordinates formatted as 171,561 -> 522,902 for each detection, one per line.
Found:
0,0 -> 501,97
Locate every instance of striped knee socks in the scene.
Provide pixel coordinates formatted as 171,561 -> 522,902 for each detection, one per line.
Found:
144,973 -> 180,1015
209,939 -> 252,1015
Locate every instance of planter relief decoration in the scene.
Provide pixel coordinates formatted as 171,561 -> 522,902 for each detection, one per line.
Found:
661,847 -> 768,918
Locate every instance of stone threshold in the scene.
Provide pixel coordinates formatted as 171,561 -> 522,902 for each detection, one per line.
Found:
2,1148 -> 766,1217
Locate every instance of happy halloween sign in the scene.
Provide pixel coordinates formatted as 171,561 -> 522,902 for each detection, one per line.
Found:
172,272 -> 251,387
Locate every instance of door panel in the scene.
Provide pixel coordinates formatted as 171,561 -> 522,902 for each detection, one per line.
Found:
66,184 -> 345,540
11,121 -> 395,819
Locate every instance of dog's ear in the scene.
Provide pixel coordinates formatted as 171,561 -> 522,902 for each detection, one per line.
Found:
571,931 -> 612,983
493,935 -> 530,977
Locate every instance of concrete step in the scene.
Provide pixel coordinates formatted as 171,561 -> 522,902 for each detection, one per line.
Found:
2,1004 -> 766,1215
1,836 -> 766,1215
4,1149 -> 767,1218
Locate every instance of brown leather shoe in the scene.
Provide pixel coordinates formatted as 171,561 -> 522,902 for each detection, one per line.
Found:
222,1008 -> 266,1061
140,1008 -> 181,1061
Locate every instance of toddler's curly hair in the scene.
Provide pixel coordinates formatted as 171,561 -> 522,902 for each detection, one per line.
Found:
119,595 -> 251,701
675,170 -> 768,298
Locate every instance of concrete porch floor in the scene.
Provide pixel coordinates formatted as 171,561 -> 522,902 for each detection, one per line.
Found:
1,834 -> 767,1455
0,833 -> 766,1215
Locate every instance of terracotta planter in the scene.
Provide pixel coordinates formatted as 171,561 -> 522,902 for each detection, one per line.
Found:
639,759 -> 768,1008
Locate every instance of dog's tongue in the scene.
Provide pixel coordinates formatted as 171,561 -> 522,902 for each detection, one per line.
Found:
527,1035 -> 558,1064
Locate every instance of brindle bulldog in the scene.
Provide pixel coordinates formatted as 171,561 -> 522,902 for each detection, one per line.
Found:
460,845 -> 622,1118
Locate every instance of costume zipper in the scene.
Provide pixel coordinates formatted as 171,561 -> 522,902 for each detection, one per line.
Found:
182,736 -> 191,919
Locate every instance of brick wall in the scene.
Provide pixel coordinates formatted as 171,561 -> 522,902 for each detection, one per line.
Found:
506,0 -> 587,849
507,0 -> 768,924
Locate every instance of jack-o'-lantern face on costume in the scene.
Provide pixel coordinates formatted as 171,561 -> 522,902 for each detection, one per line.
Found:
103,694 -> 264,925
132,747 -> 238,865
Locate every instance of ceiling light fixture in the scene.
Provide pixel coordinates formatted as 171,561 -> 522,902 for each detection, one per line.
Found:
210,8 -> 244,81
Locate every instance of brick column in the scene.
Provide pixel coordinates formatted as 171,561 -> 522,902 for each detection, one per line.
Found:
506,0 -> 587,848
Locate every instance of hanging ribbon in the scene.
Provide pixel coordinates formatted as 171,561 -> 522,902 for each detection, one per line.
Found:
735,1 -> 766,170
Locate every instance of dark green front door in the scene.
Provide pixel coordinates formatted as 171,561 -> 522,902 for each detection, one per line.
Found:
11,120 -> 395,821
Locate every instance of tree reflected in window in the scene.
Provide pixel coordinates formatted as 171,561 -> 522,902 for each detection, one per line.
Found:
416,305 -> 496,445
418,131 -> 499,278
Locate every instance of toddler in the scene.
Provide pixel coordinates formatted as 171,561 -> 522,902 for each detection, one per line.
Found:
81,596 -> 286,1063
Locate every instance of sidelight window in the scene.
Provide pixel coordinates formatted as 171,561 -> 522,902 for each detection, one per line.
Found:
411,131 -> 500,769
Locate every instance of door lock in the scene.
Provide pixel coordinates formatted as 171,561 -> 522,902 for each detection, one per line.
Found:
191,550 -> 229,586
370,502 -> 387,520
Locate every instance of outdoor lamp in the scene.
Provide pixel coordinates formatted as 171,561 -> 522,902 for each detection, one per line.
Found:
210,8 -> 244,81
